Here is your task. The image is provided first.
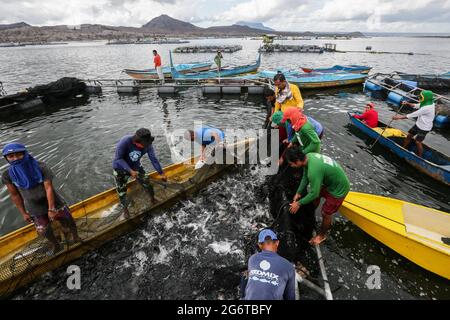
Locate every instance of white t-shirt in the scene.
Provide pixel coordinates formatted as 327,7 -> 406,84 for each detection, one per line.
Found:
406,103 -> 435,131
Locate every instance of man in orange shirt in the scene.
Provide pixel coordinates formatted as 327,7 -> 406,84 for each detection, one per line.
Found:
153,50 -> 164,84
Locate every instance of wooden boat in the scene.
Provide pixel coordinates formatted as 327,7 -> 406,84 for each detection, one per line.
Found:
348,112 -> 450,185
256,70 -> 367,89
169,51 -> 261,80
123,62 -> 212,80
341,192 -> 450,280
0,138 -> 255,298
301,65 -> 372,74
396,71 -> 450,90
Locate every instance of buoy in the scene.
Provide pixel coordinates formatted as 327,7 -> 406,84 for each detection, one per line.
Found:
117,86 -> 139,94
157,85 -> 179,94
221,86 -> 241,94
85,86 -> 102,95
247,86 -> 265,95
434,115 -> 450,128
202,86 -> 221,94
387,91 -> 405,106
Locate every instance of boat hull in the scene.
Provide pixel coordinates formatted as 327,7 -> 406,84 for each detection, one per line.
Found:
340,192 -> 450,280
348,113 -> 450,185
124,63 -> 212,80
169,52 -> 261,80
302,65 -> 371,74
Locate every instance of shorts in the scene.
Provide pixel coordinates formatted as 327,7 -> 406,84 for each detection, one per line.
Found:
314,188 -> 346,216
32,206 -> 73,233
408,125 -> 429,142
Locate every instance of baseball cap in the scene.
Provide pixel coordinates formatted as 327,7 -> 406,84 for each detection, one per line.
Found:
258,229 -> 278,243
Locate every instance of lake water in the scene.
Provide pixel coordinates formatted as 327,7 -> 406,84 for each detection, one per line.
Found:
0,37 -> 449,299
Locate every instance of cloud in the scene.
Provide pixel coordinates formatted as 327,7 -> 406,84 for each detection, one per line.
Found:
0,0 -> 449,32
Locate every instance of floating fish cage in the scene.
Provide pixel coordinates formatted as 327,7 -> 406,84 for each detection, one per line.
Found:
259,44 -> 324,53
173,45 -> 243,53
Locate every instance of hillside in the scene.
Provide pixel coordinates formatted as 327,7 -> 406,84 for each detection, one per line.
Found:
235,21 -> 274,31
0,15 -> 366,42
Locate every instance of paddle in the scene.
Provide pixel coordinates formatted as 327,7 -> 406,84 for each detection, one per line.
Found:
368,102 -> 407,149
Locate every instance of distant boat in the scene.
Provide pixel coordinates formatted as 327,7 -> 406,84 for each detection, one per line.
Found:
254,70 -> 367,89
123,62 -> 213,80
396,71 -> 450,90
301,65 -> 372,74
169,51 -> 261,80
348,112 -> 450,185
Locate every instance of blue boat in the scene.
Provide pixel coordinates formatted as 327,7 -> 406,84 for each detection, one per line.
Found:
348,112 -> 450,185
255,70 -> 368,89
301,65 -> 372,74
123,62 -> 212,80
396,71 -> 450,90
169,51 -> 261,80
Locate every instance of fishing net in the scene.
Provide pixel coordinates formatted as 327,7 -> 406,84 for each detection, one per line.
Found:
0,140 -> 256,298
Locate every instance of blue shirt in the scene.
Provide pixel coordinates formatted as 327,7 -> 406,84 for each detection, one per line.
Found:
112,135 -> 163,174
194,127 -> 225,146
244,250 -> 296,300
287,116 -> 323,142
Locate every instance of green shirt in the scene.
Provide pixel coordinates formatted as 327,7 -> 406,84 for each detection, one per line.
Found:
291,122 -> 321,154
296,153 -> 350,205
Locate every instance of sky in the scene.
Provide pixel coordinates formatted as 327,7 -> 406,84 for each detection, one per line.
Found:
1,0 -> 450,33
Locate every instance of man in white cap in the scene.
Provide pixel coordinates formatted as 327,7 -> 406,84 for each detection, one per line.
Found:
243,229 -> 296,300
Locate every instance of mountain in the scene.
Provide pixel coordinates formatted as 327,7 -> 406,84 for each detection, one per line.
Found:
0,22 -> 31,31
0,15 -> 366,42
235,21 -> 274,32
205,25 -> 266,35
142,14 -> 201,33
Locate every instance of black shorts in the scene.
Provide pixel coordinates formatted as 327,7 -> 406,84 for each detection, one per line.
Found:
408,125 -> 429,142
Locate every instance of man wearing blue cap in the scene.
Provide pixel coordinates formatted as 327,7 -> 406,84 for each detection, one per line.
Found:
243,229 -> 296,300
2,143 -> 80,254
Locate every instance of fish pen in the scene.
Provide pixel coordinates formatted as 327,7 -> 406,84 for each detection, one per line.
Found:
173,45 -> 243,53
259,44 -> 324,53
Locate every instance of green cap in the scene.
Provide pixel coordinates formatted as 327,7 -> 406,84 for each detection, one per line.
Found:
271,111 -> 283,125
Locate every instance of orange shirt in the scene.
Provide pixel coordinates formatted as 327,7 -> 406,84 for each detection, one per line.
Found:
154,54 -> 162,67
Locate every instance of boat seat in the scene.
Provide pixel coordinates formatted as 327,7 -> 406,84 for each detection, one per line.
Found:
403,203 -> 450,250
373,127 -> 407,138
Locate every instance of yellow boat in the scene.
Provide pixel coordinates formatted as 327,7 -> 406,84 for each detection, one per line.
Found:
0,139 -> 255,298
340,192 -> 450,280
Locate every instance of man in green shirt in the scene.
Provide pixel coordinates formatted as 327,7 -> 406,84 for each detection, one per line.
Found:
280,107 -> 321,155
285,148 -> 350,245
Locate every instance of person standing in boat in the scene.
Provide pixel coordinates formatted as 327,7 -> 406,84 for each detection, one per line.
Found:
1,143 -> 80,253
242,229 -> 296,300
285,148 -> 350,245
153,50 -> 164,84
113,128 -> 167,219
273,73 -> 304,114
354,102 -> 378,128
214,50 -> 223,70
392,90 -> 435,158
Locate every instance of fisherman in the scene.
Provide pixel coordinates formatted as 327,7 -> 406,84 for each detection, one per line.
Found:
272,109 -> 324,143
113,128 -> 167,219
243,229 -> 296,300
353,102 -> 378,128
273,73 -> 304,113
184,126 -> 225,163
214,50 -> 223,70
392,90 -> 435,157
153,50 -> 164,84
285,148 -> 350,245
280,107 -> 321,158
2,143 -> 80,253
